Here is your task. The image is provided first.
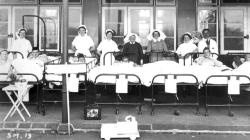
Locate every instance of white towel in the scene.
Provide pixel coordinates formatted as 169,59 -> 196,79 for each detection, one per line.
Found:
16,82 -> 29,102
116,75 -> 128,94
228,76 -> 240,95
164,75 -> 177,94
68,74 -> 79,92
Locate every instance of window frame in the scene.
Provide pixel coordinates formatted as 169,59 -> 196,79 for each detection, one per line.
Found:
197,6 -> 218,45
39,6 -> 60,52
155,0 -> 176,6
101,6 -> 128,45
220,6 -> 248,54
198,0 -> 217,6
155,6 -> 176,50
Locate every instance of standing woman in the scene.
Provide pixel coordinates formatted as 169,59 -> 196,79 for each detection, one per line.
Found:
9,28 -> 32,58
97,29 -> 119,66
72,25 -> 95,57
146,30 -> 168,63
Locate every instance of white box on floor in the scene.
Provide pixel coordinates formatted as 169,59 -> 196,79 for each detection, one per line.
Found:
101,116 -> 140,140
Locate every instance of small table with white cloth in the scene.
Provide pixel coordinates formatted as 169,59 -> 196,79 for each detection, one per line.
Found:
2,84 -> 33,121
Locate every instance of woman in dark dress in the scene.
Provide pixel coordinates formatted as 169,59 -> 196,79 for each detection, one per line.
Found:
122,33 -> 143,65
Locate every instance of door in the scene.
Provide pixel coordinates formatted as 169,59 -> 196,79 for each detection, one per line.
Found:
221,7 -> 249,54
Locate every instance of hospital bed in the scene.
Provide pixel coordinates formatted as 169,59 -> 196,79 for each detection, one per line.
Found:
150,73 -> 200,116
93,73 -> 143,115
41,57 -> 97,115
204,74 -> 250,116
146,51 -> 179,63
0,49 -> 24,59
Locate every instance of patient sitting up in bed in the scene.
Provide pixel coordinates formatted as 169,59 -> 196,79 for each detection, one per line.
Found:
194,47 -> 222,67
0,50 -> 9,65
28,50 -> 48,63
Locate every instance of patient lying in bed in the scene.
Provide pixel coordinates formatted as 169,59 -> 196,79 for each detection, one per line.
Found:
194,47 -> 222,67
28,50 -> 48,63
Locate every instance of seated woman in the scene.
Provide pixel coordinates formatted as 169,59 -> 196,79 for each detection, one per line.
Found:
194,47 -> 222,67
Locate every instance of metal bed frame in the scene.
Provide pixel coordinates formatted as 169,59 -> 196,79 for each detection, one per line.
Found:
204,75 -> 250,117
0,73 -> 41,113
150,74 -> 200,116
94,73 -> 143,115
146,51 -> 179,63
0,49 -> 24,59
41,57 -> 96,115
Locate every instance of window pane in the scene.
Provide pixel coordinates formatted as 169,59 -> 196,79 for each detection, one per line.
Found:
68,7 -> 81,51
222,0 -> 250,3
14,8 -> 36,47
40,7 -> 59,51
198,9 -> 217,39
224,24 -> 244,36
156,0 -> 175,5
224,38 -> 243,50
0,8 -> 9,50
223,9 -> 244,51
104,8 -> 125,45
129,9 -> 152,46
156,8 -> 176,50
104,0 -> 151,3
199,0 -> 216,4
0,0 -> 37,4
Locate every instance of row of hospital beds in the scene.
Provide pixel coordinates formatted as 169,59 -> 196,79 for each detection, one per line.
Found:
1,50 -> 250,117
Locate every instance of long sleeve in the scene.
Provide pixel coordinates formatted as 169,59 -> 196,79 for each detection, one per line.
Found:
138,43 -> 143,61
146,41 -> 152,52
161,40 -> 168,51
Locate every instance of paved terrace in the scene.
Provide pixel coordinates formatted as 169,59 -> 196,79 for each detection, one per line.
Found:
0,85 -> 250,135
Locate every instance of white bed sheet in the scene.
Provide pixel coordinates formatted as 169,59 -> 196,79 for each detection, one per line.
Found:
88,63 -> 143,84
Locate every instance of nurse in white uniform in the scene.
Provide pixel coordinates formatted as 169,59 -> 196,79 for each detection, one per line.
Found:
97,29 -> 119,66
9,28 -> 32,58
72,25 -> 94,57
176,32 -> 198,66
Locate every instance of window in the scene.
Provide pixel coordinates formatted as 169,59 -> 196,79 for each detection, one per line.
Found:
102,7 -> 126,46
156,7 -> 176,50
0,0 -> 37,4
221,8 -> 247,53
198,8 -> 217,41
0,7 -> 10,50
39,7 -> 59,51
198,0 -> 217,5
14,7 -> 38,48
156,0 -> 175,5
222,0 -> 250,3
103,0 -> 152,4
68,7 -> 82,52
128,7 -> 153,46
40,0 -> 81,3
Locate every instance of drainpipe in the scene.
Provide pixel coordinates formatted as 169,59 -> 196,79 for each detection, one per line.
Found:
62,0 -> 69,124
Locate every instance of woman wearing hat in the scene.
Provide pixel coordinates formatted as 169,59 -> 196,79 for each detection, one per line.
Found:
176,32 -> 198,66
9,28 -> 32,58
72,25 -> 94,57
122,33 -> 143,65
97,29 -> 119,66
146,30 -> 168,63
